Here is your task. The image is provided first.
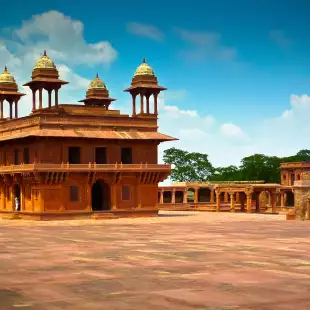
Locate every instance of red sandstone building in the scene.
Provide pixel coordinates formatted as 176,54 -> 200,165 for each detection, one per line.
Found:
0,52 -> 175,220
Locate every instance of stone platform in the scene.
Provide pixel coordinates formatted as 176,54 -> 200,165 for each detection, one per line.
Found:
0,211 -> 310,309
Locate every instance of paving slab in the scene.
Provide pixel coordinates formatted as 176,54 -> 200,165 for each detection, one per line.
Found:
0,211 -> 310,309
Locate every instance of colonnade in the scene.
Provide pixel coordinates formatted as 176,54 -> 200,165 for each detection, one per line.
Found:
31,86 -> 60,111
158,186 -> 294,213
131,91 -> 159,116
0,98 -> 20,119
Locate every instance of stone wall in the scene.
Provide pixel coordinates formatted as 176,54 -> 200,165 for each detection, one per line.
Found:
294,188 -> 310,220
293,171 -> 310,220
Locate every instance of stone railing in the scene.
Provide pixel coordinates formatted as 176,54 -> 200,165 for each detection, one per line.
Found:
0,163 -> 171,173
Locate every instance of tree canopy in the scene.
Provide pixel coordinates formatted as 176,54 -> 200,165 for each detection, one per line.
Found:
163,147 -> 213,182
163,148 -> 310,183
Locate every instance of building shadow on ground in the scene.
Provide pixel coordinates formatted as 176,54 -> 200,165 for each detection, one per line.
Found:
158,212 -> 196,217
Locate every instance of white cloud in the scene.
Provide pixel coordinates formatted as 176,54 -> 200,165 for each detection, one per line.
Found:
0,10 -> 116,116
58,65 -> 90,90
163,105 -> 197,117
220,123 -> 249,141
126,22 -> 164,42
13,10 -> 117,66
175,28 -> 236,61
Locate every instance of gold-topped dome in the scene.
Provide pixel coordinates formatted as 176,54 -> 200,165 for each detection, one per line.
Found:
34,50 -> 56,69
134,58 -> 155,76
88,73 -> 106,90
0,66 -> 16,84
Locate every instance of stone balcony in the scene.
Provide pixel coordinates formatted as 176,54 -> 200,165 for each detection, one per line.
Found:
0,163 -> 171,173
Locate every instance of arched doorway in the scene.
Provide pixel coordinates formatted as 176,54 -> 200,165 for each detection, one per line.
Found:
187,188 -> 195,203
175,191 -> 184,203
198,188 -> 211,202
286,191 -> 294,207
91,180 -> 111,211
13,184 -> 21,211
163,191 -> 172,203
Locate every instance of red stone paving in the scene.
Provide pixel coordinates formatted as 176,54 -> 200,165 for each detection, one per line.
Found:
0,211 -> 310,309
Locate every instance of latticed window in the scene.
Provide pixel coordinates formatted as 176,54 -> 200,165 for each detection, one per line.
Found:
70,186 -> 79,202
122,185 -> 130,201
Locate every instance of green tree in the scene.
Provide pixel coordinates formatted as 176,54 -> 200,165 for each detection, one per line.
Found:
163,147 -> 310,183
210,165 -> 242,181
163,147 -> 214,182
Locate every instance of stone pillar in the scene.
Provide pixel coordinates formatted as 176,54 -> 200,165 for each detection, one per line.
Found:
280,192 -> 285,209
210,189 -> 215,203
229,192 -> 235,213
183,189 -> 187,204
48,89 -> 52,108
132,94 -> 136,116
39,88 -> 43,109
0,99 -> 3,119
306,198 -> 310,220
154,92 -> 158,115
137,185 -> 142,208
268,192 -> 271,207
160,190 -> 164,204
271,192 -> 277,213
246,192 -> 252,213
111,184 -> 117,210
216,190 -> 221,212
236,192 -> 240,203
140,93 -> 144,114
171,189 -> 176,204
55,88 -> 59,107
86,184 -> 92,211
14,100 -> 18,118
146,93 -> 151,114
224,192 -> 228,203
31,89 -> 36,111
9,101 -> 13,119
194,188 -> 199,203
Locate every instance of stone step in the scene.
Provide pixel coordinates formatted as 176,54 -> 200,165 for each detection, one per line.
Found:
91,212 -> 118,220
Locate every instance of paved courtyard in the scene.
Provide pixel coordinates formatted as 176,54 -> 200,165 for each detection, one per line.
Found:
0,211 -> 310,310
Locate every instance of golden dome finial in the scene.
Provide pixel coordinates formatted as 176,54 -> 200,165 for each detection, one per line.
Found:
134,58 -> 155,77
34,50 -> 56,69
0,66 -> 16,84
88,73 -> 106,90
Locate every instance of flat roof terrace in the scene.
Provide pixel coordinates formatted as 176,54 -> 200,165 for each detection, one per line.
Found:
0,211 -> 310,309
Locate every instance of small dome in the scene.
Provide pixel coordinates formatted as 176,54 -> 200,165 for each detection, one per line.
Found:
134,58 -> 154,77
88,73 -> 106,90
34,50 -> 56,69
0,66 -> 16,84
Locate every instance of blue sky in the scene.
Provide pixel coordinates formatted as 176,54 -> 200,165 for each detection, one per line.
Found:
1,1 -> 310,172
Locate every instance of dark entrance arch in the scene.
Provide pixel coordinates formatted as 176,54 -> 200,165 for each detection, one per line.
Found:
91,180 -> 111,211
13,184 -> 21,211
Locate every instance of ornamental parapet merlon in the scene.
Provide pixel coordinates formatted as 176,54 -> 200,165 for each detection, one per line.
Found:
0,163 -> 171,174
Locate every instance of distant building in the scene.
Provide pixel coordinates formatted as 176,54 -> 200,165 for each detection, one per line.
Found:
158,162 -> 310,220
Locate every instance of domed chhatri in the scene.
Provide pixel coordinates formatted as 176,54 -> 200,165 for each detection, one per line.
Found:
125,58 -> 166,116
88,73 -> 106,90
134,58 -> 155,77
79,73 -> 115,109
34,50 -> 56,70
0,66 -> 25,120
23,50 -> 68,111
0,66 -> 16,84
